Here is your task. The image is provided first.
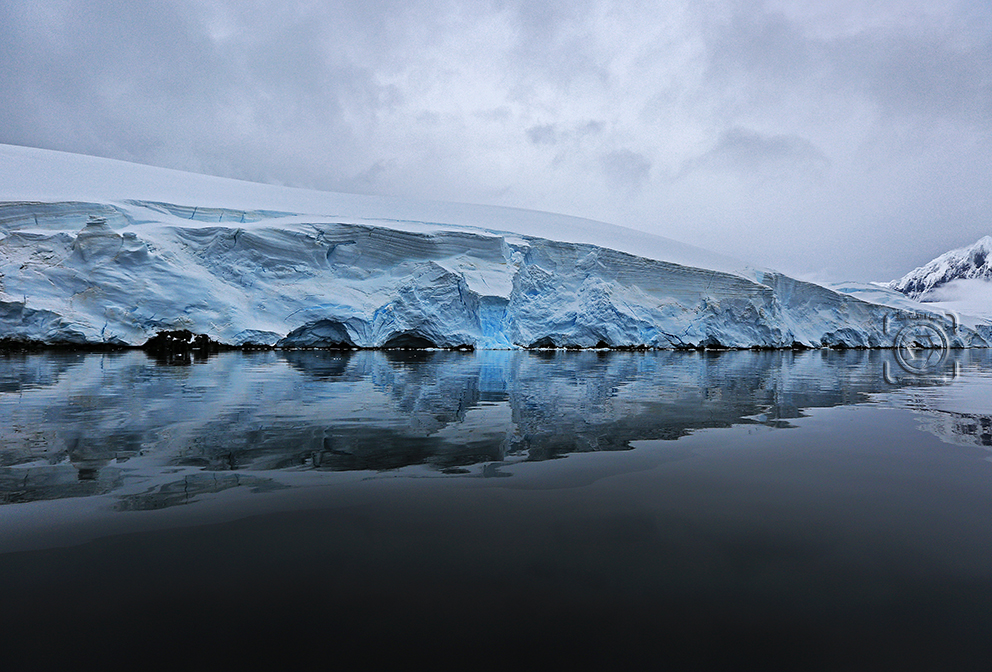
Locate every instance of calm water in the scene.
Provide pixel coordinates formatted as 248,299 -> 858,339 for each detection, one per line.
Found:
1,349 -> 991,668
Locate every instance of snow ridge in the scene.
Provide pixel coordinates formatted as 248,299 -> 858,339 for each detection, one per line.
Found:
889,236 -> 992,299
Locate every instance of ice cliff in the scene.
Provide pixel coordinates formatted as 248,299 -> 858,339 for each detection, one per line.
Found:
0,144 -> 987,349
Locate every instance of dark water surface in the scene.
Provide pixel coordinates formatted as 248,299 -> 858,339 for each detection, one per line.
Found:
1,349 -> 991,669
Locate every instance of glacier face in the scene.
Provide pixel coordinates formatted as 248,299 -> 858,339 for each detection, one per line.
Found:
1,199 -> 987,349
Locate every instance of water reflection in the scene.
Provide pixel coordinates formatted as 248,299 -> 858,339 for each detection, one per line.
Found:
115,472 -> 287,511
0,348 -> 989,506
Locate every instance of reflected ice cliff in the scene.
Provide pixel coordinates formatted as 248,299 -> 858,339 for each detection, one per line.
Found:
1,349 -> 989,508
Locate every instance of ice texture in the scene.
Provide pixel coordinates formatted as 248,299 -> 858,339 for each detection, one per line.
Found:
0,144 -> 987,349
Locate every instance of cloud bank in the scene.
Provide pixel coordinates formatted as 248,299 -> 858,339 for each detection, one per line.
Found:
1,0 -> 990,280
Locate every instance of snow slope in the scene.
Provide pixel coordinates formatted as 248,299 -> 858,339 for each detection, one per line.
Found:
0,144 -> 745,276
888,236 -> 992,299
1,144 -> 987,349
880,236 -> 992,322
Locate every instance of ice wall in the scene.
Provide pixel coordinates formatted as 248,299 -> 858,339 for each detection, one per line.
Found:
1,200 -> 986,349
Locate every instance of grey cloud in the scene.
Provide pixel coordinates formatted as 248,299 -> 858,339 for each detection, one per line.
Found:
681,127 -> 830,178
600,149 -> 652,188
705,10 -> 814,85
474,107 -> 513,123
341,159 -> 395,191
501,0 -> 612,95
578,120 -> 605,136
1,1 -> 990,282
703,5 -> 992,125
527,120 -> 603,146
526,124 -> 558,145
833,32 -> 992,123
0,0 -> 416,189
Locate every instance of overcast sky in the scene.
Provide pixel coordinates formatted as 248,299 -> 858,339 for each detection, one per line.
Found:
1,0 -> 989,281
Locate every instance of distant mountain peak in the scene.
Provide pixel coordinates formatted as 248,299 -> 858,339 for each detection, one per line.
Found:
889,236 -> 992,299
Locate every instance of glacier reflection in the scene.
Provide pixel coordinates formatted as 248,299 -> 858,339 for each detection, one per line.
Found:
0,348 -> 989,507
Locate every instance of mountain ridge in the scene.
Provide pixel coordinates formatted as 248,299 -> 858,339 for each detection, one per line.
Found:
889,236 -> 992,299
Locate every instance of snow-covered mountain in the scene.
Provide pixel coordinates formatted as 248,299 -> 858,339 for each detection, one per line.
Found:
889,236 -> 992,299
0,144 -> 987,349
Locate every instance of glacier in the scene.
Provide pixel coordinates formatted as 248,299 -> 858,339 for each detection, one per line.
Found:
1,144 -> 989,350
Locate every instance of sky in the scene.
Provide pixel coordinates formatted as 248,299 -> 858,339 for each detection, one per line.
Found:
1,0 -> 990,282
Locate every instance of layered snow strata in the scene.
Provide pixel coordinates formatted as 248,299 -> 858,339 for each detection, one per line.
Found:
1,199 -> 987,349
